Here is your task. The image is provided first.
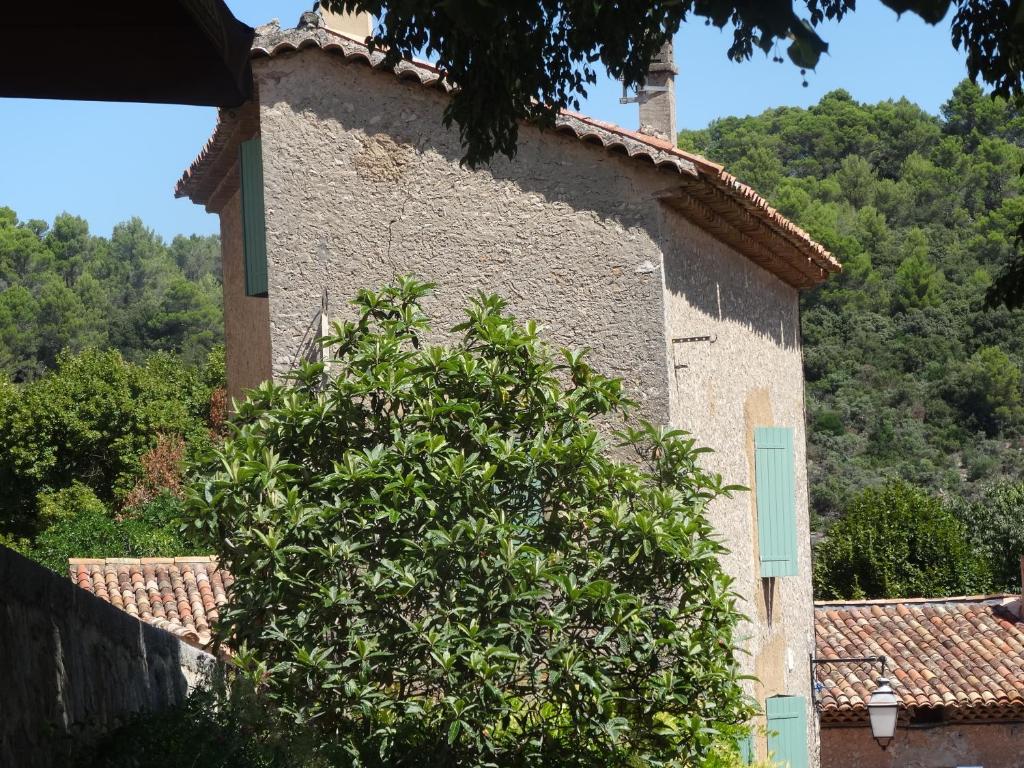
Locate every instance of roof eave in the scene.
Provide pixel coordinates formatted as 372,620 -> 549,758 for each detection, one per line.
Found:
177,19 -> 839,288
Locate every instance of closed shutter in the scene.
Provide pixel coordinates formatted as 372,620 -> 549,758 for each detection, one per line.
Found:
766,696 -> 808,768
737,732 -> 754,765
239,138 -> 268,297
755,426 -> 797,577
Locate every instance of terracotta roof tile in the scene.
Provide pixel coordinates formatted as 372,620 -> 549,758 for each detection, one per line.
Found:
815,596 -> 1024,723
175,18 -> 840,290
68,557 -> 232,650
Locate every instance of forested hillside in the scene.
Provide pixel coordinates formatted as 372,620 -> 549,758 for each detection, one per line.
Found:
0,208 -> 222,380
0,210 -> 224,570
680,81 -> 1024,525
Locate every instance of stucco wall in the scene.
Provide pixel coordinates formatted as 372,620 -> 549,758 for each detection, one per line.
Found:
823,722 -> 1024,768
252,46 -> 817,763
659,214 -> 817,763
220,186 -> 272,403
0,546 -> 215,768
254,50 -> 673,425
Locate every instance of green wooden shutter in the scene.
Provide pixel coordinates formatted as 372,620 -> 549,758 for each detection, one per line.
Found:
766,696 -> 808,768
755,426 -> 797,577
737,732 -> 754,765
239,138 -> 268,297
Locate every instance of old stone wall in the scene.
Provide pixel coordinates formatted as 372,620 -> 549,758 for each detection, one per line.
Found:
822,722 -> 1024,768
659,213 -> 817,764
0,546 -> 215,768
255,50 -> 673,426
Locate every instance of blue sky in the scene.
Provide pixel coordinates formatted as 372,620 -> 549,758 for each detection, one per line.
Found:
0,1 -> 969,241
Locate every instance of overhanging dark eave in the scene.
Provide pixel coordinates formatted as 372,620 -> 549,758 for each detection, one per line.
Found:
1,0 -> 254,107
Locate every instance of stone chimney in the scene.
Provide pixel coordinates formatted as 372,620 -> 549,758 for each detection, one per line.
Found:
318,4 -> 373,40
637,41 -> 678,143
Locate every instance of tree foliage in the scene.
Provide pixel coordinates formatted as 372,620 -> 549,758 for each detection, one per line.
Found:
0,348 -> 223,570
950,481 -> 1024,591
0,208 -> 222,381
321,0 -> 1024,167
680,82 -> 1024,520
24,486 -> 190,574
191,278 -> 751,768
813,483 -> 991,599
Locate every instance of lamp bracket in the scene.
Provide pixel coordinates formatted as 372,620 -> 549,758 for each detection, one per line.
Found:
810,654 -> 896,752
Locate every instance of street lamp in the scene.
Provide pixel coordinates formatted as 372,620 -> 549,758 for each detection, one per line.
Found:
810,655 -> 899,750
866,676 -> 899,749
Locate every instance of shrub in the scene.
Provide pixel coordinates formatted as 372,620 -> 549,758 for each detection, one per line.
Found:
813,482 -> 991,599
74,687 -> 308,768
122,432 -> 187,509
27,489 -> 197,573
191,279 -> 752,768
0,347 -> 223,539
950,482 -> 1024,591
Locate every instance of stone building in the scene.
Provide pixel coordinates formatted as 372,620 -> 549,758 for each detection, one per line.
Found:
816,595 -> 1024,768
176,11 -> 841,765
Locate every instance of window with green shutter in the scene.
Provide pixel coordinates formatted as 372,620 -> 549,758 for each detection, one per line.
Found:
766,696 -> 808,768
239,138 -> 268,297
755,426 -> 797,577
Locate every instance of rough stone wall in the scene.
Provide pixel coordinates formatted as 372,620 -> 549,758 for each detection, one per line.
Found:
0,546 -> 215,768
823,722 -> 1024,768
252,47 -> 818,762
659,212 -> 816,764
220,186 -> 272,404
254,50 -> 673,426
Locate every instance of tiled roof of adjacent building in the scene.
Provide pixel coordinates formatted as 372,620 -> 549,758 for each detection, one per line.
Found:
68,557 -> 232,649
175,16 -> 840,289
815,595 -> 1024,724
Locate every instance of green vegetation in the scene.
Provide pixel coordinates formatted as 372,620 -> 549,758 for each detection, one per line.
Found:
0,348 -> 222,569
74,688 -> 305,768
78,688 -> 764,768
0,208 -> 222,381
813,482 -> 991,599
190,279 -> 752,768
680,81 -> 1024,522
950,481 -> 1024,591
0,210 -> 224,571
0,347 -> 224,534
0,346 -> 223,571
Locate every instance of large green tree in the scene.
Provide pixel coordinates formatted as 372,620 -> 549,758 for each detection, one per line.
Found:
0,347 -> 224,541
813,483 -> 991,599
950,481 -> 1024,591
191,278 -> 752,768
0,208 -> 223,379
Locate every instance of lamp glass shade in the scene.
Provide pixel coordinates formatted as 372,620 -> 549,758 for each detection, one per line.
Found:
867,677 -> 899,747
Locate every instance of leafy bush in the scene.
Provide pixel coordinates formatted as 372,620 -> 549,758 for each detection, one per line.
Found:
813,482 -> 991,599
0,347 -> 223,538
25,488 -> 196,573
191,279 -> 752,768
78,687 -> 764,768
950,481 -> 1024,591
74,687 -> 309,768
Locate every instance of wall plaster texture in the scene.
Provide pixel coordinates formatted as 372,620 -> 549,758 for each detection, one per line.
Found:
220,186 -> 272,404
